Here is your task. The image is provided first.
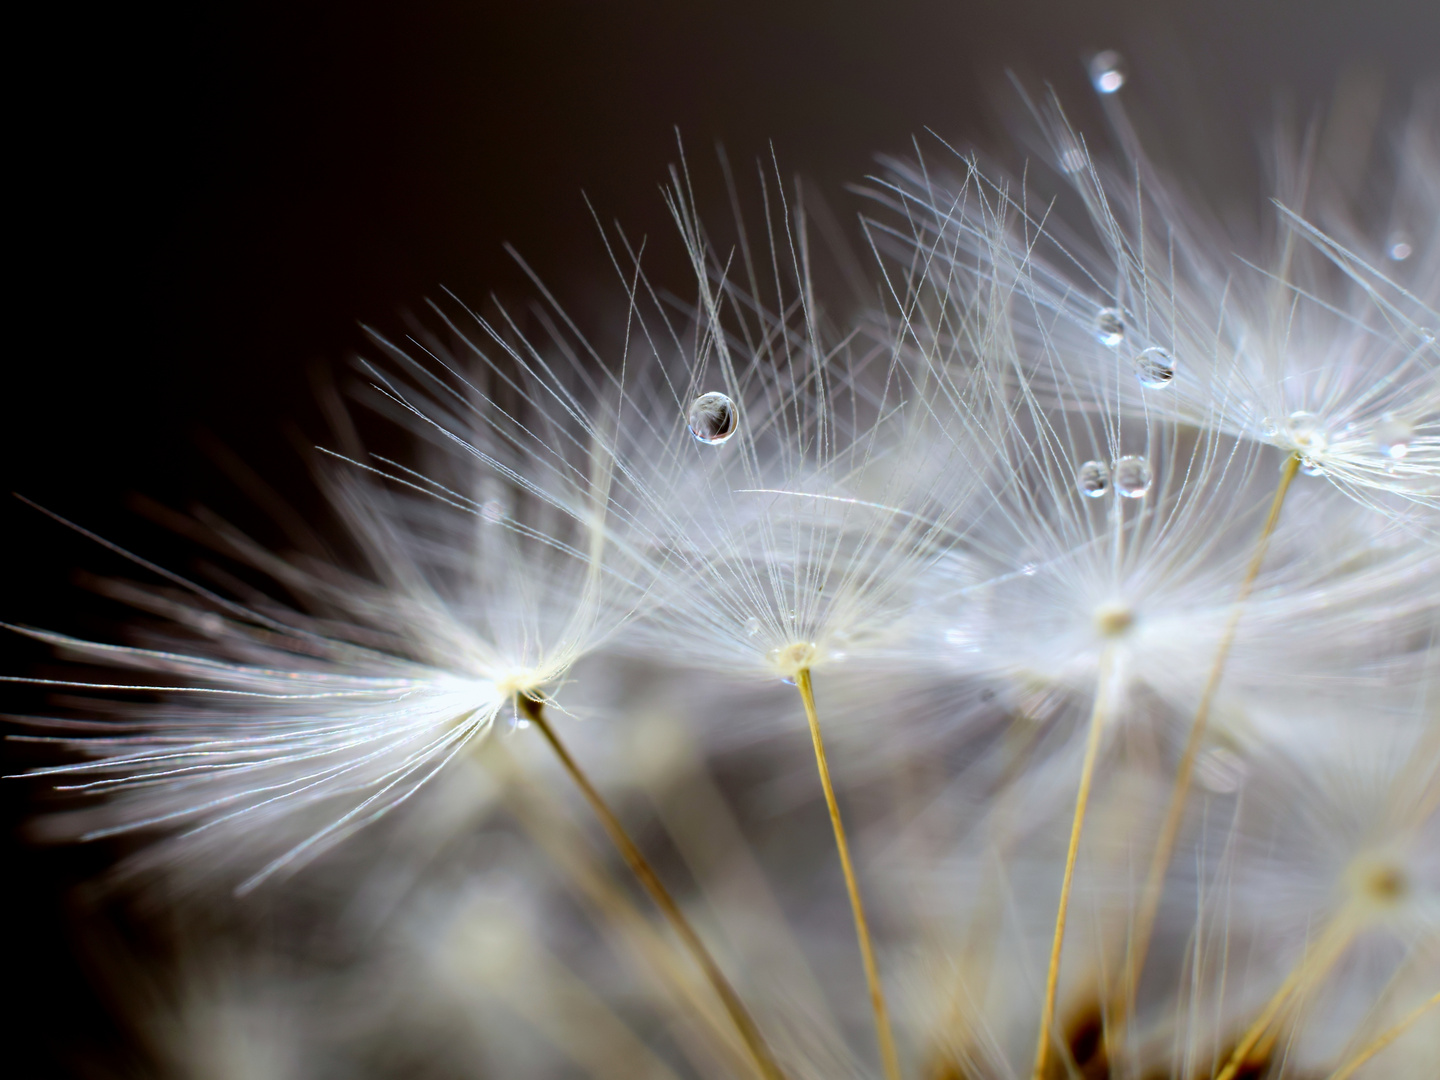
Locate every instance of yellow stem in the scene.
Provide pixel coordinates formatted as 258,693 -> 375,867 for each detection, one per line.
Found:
1213,916 -> 1355,1080
1109,453 -> 1301,1043
521,696 -> 787,1080
795,668 -> 903,1080
1327,989 -> 1440,1080
1032,650 -> 1112,1080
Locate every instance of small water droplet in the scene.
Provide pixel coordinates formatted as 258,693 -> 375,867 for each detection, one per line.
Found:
1259,417 -> 1280,438
1375,414 -> 1414,460
1078,459 -> 1110,498
480,499 -> 505,524
1089,50 -> 1126,94
1134,347 -> 1176,389
1197,747 -> 1246,794
745,616 -> 763,638
1094,307 -> 1125,347
1387,232 -> 1413,261
688,392 -> 738,445
1420,328 -> 1437,346
1113,455 -> 1152,498
1057,141 -> 1087,174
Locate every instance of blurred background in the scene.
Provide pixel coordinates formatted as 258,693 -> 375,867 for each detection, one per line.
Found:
5,0 -> 1437,1072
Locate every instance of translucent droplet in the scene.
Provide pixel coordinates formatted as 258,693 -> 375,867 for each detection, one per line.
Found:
1375,414 -> 1414,460
1113,455 -> 1152,498
1197,747 -> 1246,794
1094,307 -> 1125,347
1058,142 -> 1087,175
687,391 -> 738,445
1134,347 -> 1176,389
1299,456 -> 1326,477
1259,417 -> 1280,438
745,616 -> 763,638
1089,50 -> 1126,94
1387,232 -> 1413,261
1285,411 -> 1328,455
480,499 -> 505,524
1077,459 -> 1110,498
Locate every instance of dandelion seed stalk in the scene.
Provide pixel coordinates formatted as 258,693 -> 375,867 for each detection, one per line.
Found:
1108,452 -> 1302,1045
1032,649 -> 1112,1080
1327,989 -> 1440,1080
795,668 -> 902,1080
519,695 -> 787,1080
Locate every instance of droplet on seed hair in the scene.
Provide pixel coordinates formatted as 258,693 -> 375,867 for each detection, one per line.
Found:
1375,414 -> 1414,460
1094,307 -> 1125,347
1078,460 -> 1110,498
745,616 -> 763,638
1089,51 -> 1126,94
1387,232 -> 1413,261
1134,347 -> 1175,388
1285,411 -> 1328,455
1113,455 -> 1152,498
688,392 -> 738,445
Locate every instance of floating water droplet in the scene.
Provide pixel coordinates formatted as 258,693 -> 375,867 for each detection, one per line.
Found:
1057,142 -> 1087,174
1077,459 -> 1110,498
1134,347 -> 1176,388
1094,307 -> 1125,347
1089,50 -> 1127,94
1375,414 -> 1414,460
687,391 -> 738,445
1113,455 -> 1152,498
1387,232 -> 1413,261
480,499 -> 505,524
1197,747 -> 1246,794
745,616 -> 763,638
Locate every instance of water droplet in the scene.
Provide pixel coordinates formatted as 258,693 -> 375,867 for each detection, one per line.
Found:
745,616 -> 763,638
1089,50 -> 1126,94
1094,307 -> 1125,347
1197,747 -> 1246,794
687,392 -> 738,445
1113,455 -> 1152,498
1077,459 -> 1110,498
1387,232 -> 1413,261
1421,328 -> 1437,346
1259,417 -> 1280,438
1134,347 -> 1176,389
1057,142 -> 1088,174
1020,560 -> 1039,577
1375,414 -> 1414,460
1299,456 -> 1326,477
1285,411 -> 1328,455
480,499 -> 505,524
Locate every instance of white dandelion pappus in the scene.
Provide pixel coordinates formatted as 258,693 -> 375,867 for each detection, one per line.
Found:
8,332 -> 648,890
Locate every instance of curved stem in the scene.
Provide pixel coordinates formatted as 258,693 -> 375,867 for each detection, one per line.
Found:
1032,649 -> 1112,1080
521,696 -> 787,1080
1327,989 -> 1440,1080
795,668 -> 902,1080
1109,453 -> 1301,1044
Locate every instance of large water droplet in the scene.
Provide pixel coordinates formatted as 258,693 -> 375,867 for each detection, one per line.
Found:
1089,50 -> 1126,94
688,392 -> 738,445
1113,455 -> 1153,498
1387,232 -> 1414,262
1134,347 -> 1176,389
1077,460 -> 1110,498
1375,414 -> 1414,460
1285,411 -> 1328,454
1094,307 -> 1125,347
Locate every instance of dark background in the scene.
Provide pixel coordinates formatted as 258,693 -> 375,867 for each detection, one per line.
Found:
5,1 -> 1437,1073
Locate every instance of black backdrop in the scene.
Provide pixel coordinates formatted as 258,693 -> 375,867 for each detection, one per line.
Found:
5,1 -> 1437,1072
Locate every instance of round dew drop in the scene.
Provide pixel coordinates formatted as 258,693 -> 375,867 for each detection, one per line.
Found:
1134,347 -> 1176,388
688,392 -> 738,445
1113,455 -> 1152,498
1089,50 -> 1126,93
1387,232 -> 1413,261
1094,307 -> 1125,347
1077,459 -> 1110,498
1374,414 -> 1414,460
